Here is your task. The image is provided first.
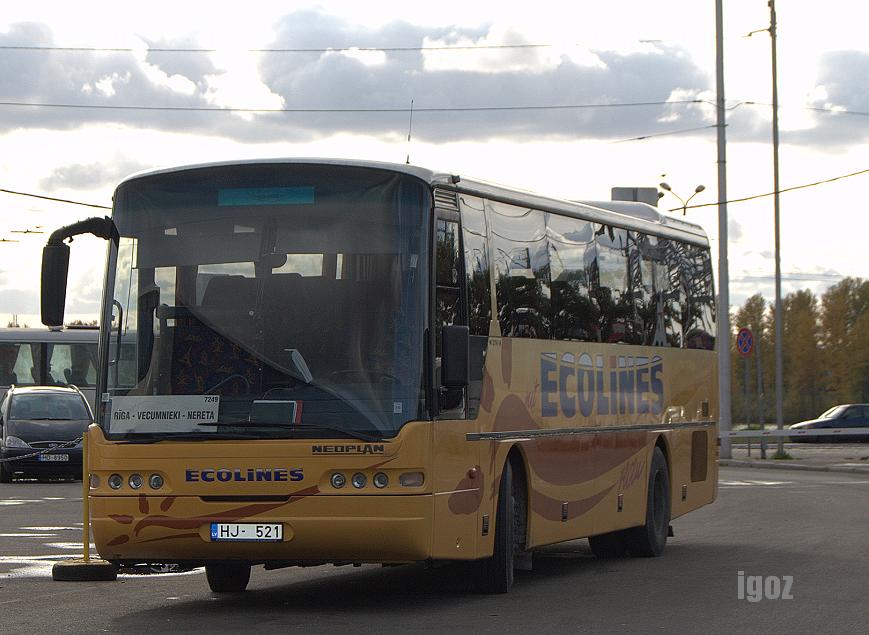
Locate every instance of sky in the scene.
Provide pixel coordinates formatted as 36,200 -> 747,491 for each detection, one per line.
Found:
1,0 -> 868,328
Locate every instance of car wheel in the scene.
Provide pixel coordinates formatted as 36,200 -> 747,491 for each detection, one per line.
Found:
205,562 -> 252,593
625,446 -> 671,557
475,461 -> 518,593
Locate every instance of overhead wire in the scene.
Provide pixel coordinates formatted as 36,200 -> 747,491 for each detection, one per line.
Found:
3,167 -> 867,215
0,99 -> 702,114
0,188 -> 110,210
0,43 -> 555,53
669,168 -> 869,213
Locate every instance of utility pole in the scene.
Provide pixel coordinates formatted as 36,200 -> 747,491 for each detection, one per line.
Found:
716,0 -> 733,459
769,0 -> 785,457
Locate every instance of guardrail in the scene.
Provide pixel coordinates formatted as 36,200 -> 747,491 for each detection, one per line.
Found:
720,428 -> 869,439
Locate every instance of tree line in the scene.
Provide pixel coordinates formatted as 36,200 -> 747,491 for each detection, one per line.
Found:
729,277 -> 868,425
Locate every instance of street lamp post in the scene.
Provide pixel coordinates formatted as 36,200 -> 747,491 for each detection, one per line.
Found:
659,182 -> 706,215
749,0 -> 785,457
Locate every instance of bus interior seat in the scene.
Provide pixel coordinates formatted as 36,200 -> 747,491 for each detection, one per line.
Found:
157,276 -> 262,396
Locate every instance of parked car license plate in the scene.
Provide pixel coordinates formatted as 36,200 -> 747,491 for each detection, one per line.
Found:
38,454 -> 69,462
210,523 -> 283,542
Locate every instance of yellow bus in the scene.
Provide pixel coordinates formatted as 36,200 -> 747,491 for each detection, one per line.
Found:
41,159 -> 717,593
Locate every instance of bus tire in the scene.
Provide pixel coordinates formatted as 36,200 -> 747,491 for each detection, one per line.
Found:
475,461 -> 516,593
626,446 -> 670,557
205,562 -> 252,593
588,530 -> 628,558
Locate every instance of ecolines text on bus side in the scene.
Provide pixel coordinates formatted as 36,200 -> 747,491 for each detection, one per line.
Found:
540,353 -> 664,419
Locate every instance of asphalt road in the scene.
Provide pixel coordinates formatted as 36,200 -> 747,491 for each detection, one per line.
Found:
1,467 -> 868,634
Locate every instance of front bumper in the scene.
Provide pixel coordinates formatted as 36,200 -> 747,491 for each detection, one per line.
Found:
1,447 -> 83,477
91,492 -> 433,564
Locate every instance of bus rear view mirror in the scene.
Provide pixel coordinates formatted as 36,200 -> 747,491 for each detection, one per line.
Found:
41,242 -> 71,327
441,325 -> 469,389
41,216 -> 119,328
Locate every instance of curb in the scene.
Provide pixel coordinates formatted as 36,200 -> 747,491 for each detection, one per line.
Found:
719,459 -> 869,475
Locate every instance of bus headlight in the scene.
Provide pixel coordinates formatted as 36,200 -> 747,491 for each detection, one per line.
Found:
128,473 -> 144,489
330,473 -> 346,489
108,474 -> 123,490
399,472 -> 424,487
373,472 -> 389,489
149,474 -> 164,490
351,472 -> 367,489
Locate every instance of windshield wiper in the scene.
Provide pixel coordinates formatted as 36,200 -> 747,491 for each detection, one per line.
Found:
197,421 -> 382,442
117,432 -> 261,444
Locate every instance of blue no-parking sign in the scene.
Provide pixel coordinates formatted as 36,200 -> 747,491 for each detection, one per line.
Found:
736,327 -> 754,357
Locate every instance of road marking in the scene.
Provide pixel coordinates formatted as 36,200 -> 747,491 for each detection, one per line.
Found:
46,542 -> 96,550
20,526 -> 79,531
0,533 -> 60,538
719,479 -> 793,487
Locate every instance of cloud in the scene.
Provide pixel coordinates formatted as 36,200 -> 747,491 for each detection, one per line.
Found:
0,288 -> 38,314
142,36 -> 222,86
729,218 -> 744,241
0,14 -> 714,144
38,158 -> 150,191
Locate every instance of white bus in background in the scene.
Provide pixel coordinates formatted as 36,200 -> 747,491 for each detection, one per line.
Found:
0,326 -> 99,409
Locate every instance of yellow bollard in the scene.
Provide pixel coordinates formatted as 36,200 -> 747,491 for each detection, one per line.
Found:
82,431 -> 89,562
52,424 -> 116,581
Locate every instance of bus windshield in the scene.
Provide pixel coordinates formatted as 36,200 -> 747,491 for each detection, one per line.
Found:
103,164 -> 430,440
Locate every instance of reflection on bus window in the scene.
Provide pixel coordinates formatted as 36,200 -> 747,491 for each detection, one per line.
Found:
547,214 -> 597,342
489,201 -> 551,339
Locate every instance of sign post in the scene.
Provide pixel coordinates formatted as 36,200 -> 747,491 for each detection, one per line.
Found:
736,328 -> 754,456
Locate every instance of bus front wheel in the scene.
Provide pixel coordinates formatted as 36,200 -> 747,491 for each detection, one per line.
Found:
475,461 -> 518,593
625,446 -> 671,557
205,562 -> 252,593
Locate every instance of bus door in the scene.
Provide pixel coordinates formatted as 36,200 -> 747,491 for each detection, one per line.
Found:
430,206 -> 484,559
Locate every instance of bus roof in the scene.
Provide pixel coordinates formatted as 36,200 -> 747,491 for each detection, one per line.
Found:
116,158 -> 709,246
0,326 -> 99,343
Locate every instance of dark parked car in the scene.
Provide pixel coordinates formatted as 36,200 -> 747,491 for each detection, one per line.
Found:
788,404 -> 869,443
0,385 -> 93,482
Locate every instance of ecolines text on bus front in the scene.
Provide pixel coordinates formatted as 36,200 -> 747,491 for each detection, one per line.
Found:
540,353 -> 664,419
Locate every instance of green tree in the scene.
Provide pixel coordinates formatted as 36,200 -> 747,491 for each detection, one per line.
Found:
731,294 -> 768,426
781,289 -> 821,422
820,277 -> 869,403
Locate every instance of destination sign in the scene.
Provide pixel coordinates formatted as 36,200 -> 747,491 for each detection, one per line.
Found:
108,395 -> 220,433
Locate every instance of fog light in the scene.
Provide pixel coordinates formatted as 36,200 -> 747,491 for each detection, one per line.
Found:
149,474 -> 164,490
351,472 -> 367,489
373,472 -> 389,489
399,472 -> 424,487
330,472 -> 346,489
128,473 -> 144,489
89,474 -> 101,489
108,474 -> 123,490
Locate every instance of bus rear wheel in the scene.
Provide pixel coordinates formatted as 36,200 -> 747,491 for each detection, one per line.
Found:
205,562 -> 252,593
475,461 -> 518,593
625,446 -> 671,557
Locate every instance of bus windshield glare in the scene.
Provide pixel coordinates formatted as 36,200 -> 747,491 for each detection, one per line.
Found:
103,164 -> 430,440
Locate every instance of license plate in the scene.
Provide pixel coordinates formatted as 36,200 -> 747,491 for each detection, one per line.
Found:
210,523 -> 283,542
38,453 -> 69,462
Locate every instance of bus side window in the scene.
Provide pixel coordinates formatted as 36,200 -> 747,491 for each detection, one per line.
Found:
435,217 -> 466,416
489,201 -> 551,339
460,195 -> 491,420
683,244 -> 716,350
